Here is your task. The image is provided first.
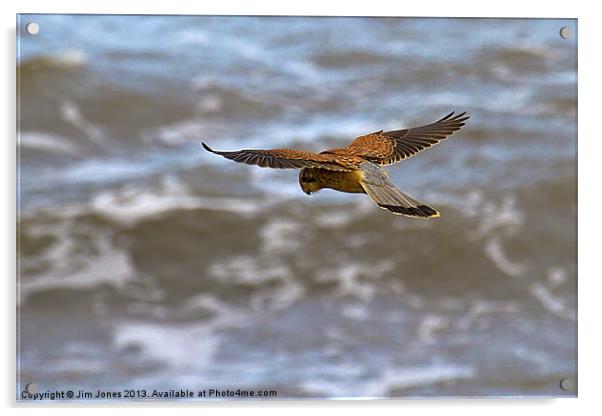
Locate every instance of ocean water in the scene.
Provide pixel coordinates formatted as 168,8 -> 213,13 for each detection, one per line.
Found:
17,15 -> 577,399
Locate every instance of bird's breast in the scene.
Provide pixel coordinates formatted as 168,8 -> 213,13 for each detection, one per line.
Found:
317,170 -> 365,194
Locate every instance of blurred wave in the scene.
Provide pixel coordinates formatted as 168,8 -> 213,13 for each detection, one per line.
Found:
17,15 -> 577,398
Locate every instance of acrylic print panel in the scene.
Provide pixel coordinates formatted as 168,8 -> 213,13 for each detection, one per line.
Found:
16,15 -> 577,401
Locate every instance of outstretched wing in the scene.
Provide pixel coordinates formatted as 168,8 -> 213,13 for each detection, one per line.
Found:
358,161 -> 440,218
202,142 -> 354,171
346,111 -> 469,165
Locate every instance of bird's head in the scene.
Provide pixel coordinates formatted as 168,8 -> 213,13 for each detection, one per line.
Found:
299,168 -> 321,195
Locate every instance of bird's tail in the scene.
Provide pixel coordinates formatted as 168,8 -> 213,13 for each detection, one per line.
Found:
362,181 -> 440,218
359,161 -> 440,218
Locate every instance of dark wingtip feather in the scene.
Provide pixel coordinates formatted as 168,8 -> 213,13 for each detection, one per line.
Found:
437,111 -> 455,122
201,142 -> 215,153
451,111 -> 470,123
438,111 -> 470,129
441,111 -> 470,120
201,141 -> 228,156
455,111 -> 470,121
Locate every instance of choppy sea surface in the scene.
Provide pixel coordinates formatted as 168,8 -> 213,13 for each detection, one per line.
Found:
17,15 -> 577,399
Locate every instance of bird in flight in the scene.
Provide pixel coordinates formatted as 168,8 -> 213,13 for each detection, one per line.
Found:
202,111 -> 469,218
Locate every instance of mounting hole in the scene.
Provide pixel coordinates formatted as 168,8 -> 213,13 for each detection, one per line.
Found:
25,382 -> 39,394
559,26 -> 570,39
559,377 -> 574,391
25,22 -> 40,35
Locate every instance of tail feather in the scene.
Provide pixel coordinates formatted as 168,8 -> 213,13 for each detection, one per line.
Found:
365,183 -> 439,218
359,162 -> 440,219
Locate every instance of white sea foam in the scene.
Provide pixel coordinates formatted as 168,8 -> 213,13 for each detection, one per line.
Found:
249,277 -> 305,312
61,158 -> 157,185
314,210 -> 356,228
315,260 -> 395,302
457,299 -> 520,330
23,173 -> 267,224
113,293 -> 256,372
302,364 -> 475,397
476,195 -> 525,237
313,199 -> 374,228
36,348 -> 108,376
90,177 -> 203,225
416,314 -> 450,343
150,120 -> 217,146
179,293 -> 249,323
113,322 -> 221,370
341,303 -> 370,321
23,49 -> 88,68
19,131 -> 82,156
484,237 -> 527,277
363,365 -> 475,396
54,49 -> 87,67
196,95 -> 222,113
547,266 -> 568,288
259,219 -> 305,255
299,362 -> 367,397
19,222 -> 135,302
207,243 -> 305,312
474,195 -> 528,277
207,256 -> 290,285
529,282 -> 575,321
459,189 -> 485,219
60,101 -> 106,146
90,176 -> 264,225
511,345 -> 554,370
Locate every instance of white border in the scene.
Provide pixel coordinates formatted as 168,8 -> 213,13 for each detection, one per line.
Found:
3,1 -> 600,415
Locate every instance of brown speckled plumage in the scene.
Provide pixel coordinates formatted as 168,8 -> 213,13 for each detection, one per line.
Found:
202,111 -> 469,218
339,111 -> 469,165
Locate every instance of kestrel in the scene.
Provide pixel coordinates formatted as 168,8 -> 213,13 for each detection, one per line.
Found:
202,111 -> 469,218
